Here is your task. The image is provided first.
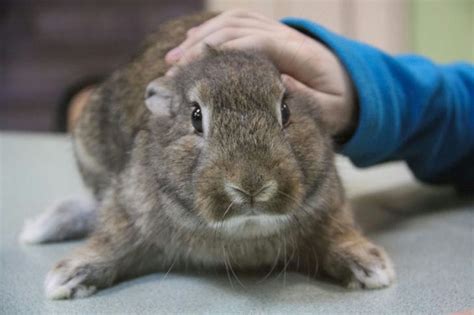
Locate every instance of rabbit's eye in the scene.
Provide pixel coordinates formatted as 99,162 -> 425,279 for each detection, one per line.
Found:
281,103 -> 290,127
191,102 -> 203,133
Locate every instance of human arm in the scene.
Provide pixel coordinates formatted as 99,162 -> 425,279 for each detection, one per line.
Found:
282,17 -> 474,191
165,11 -> 474,191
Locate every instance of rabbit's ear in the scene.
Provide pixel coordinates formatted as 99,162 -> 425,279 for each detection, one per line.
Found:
145,77 -> 174,116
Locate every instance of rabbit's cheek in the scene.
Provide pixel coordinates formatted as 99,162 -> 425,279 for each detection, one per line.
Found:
193,169 -> 229,221
161,135 -> 202,183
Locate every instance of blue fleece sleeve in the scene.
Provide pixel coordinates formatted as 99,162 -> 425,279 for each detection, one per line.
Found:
282,17 -> 474,191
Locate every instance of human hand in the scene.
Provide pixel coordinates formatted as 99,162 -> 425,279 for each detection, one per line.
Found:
165,10 -> 358,140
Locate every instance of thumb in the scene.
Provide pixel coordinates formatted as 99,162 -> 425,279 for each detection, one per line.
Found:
281,74 -> 354,140
281,73 -> 326,126
281,74 -> 318,99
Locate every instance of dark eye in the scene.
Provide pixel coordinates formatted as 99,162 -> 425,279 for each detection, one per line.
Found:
191,102 -> 203,133
281,103 -> 290,127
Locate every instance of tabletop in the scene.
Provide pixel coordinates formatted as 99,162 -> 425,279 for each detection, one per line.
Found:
1,132 -> 473,314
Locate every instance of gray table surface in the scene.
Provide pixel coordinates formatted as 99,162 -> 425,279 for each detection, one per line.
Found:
1,132 -> 473,314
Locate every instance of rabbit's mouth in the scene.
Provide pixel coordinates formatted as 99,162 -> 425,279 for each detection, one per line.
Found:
207,213 -> 291,238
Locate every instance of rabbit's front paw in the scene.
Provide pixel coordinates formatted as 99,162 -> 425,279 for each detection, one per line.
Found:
345,246 -> 395,289
45,258 -> 113,299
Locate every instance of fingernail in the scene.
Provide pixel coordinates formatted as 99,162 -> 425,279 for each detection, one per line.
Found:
165,47 -> 183,63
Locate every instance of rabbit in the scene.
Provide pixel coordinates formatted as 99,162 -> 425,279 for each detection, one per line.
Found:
21,12 -> 395,299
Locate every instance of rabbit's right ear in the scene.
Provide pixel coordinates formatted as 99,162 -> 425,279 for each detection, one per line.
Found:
145,77 -> 174,117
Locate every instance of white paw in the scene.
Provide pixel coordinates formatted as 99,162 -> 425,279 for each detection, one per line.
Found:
19,217 -> 48,244
347,258 -> 395,289
44,263 -> 97,299
19,196 -> 97,244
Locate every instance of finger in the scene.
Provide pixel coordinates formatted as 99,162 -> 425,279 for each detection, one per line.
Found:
166,35 -> 260,76
281,74 -> 327,124
173,28 -> 261,67
282,74 -> 351,137
281,74 -> 319,99
221,9 -> 272,22
166,15 -> 274,64
183,16 -> 271,52
220,35 -> 271,54
186,27 -> 198,37
230,32 -> 327,90
166,33 -> 267,76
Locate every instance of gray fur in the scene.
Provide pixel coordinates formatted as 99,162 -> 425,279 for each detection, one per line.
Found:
41,13 -> 394,299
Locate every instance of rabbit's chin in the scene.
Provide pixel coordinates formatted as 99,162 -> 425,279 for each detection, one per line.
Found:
207,213 -> 291,239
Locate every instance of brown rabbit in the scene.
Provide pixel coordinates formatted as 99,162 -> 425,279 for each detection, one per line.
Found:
20,13 -> 394,299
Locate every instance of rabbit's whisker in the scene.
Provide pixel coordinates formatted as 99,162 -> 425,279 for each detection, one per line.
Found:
162,254 -> 179,281
312,246 -> 320,278
278,189 -> 347,234
277,190 -> 312,217
222,245 -> 234,288
221,201 -> 234,220
257,244 -> 281,284
224,245 -> 245,288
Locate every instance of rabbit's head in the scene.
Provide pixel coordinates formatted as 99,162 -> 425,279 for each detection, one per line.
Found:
145,49 -> 335,237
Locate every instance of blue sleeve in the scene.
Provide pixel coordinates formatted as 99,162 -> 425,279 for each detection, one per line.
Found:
282,17 -> 474,191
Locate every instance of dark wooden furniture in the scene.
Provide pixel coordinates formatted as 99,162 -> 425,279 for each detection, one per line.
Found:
1,0 -> 203,131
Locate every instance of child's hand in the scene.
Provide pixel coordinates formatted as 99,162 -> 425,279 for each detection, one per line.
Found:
165,10 -> 358,140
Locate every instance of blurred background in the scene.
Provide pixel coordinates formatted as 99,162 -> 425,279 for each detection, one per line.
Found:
1,0 -> 473,132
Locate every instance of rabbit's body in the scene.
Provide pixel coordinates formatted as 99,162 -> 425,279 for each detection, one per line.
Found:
23,13 -> 395,299
74,13 -> 216,198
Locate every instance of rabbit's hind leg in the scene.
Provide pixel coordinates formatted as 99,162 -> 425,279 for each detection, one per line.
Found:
19,196 -> 97,244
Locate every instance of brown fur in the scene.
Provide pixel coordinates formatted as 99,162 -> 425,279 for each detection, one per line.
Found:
46,12 -> 394,299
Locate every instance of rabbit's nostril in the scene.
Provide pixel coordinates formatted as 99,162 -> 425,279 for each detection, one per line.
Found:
225,180 -> 277,204
255,180 -> 277,202
224,184 -> 250,205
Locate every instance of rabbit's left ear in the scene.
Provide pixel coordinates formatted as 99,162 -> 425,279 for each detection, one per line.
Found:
145,77 -> 174,117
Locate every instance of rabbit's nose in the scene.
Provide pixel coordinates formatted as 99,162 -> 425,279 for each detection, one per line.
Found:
225,180 -> 277,205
